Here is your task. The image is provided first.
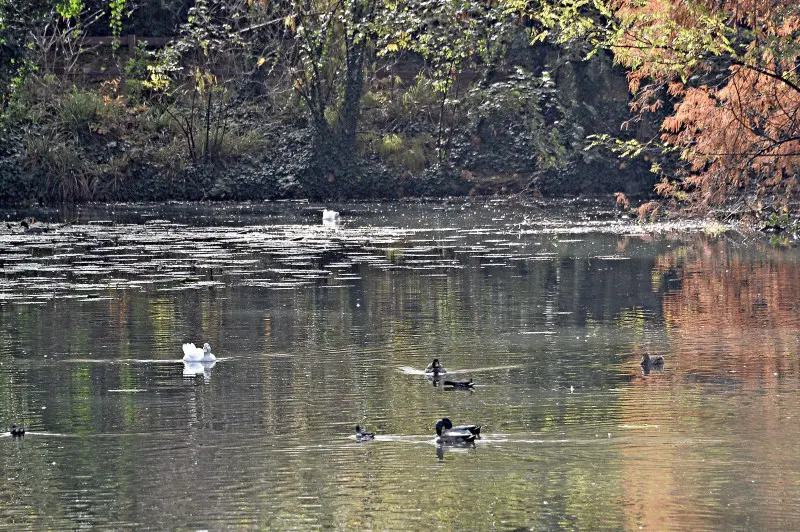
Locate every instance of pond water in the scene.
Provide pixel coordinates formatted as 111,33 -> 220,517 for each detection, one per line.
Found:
0,199 -> 798,530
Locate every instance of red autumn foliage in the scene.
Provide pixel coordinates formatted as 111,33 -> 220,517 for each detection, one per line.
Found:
608,0 -> 800,207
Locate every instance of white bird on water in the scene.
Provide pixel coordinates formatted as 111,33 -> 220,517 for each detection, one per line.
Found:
182,342 -> 216,362
322,209 -> 340,226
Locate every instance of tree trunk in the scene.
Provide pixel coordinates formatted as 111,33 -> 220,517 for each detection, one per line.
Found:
337,35 -> 367,161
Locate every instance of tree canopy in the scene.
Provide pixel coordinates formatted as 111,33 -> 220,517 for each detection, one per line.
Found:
527,0 -> 800,210
1,0 -> 797,213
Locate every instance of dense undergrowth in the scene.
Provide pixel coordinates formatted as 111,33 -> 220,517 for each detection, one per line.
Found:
0,0 -> 657,206
0,65 -> 651,205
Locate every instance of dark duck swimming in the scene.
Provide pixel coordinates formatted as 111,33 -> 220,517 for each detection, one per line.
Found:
444,379 -> 473,389
425,358 -> 447,375
435,418 -> 479,444
640,353 -> 665,368
355,425 -> 375,442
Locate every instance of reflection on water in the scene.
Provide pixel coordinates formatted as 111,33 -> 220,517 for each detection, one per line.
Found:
0,200 -> 798,529
182,360 -> 216,383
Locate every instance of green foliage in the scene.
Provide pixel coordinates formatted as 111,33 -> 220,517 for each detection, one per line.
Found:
765,212 -> 791,231
361,75 -> 441,136
0,0 -> 48,108
0,0 -> 662,203
361,132 -> 432,173
55,0 -> 84,19
764,212 -> 799,246
220,129 -> 263,159
57,88 -> 103,136
145,0 -> 249,163
109,0 -> 126,36
380,133 -> 404,154
287,0 -> 377,161
123,43 -> 159,103
375,0 -> 516,159
466,67 -> 571,169
586,134 -> 649,159
0,121 -> 32,202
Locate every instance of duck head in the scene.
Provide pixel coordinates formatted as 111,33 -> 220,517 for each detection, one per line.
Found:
431,358 -> 442,370
203,343 -> 212,355
355,425 -> 362,433
435,418 -> 453,436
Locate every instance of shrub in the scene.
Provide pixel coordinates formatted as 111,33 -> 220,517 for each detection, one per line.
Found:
362,132 -> 433,173
57,88 -> 104,138
24,130 -> 92,202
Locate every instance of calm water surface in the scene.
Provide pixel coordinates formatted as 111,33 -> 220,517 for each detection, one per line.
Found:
0,200 -> 798,530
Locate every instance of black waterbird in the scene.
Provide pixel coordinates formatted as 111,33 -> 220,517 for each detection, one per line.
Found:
435,418 -> 478,444
640,353 -> 665,368
355,425 -> 375,442
444,379 -> 474,389
425,358 -> 447,375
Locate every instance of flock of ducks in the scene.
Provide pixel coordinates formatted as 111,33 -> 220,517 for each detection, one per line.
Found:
3,210 -> 484,440
354,352 -> 666,446
174,344 -> 481,446
6,351 -> 666,439
355,358 -> 482,446
4,306 -> 666,441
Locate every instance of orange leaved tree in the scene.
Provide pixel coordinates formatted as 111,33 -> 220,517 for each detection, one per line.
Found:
522,0 -> 800,211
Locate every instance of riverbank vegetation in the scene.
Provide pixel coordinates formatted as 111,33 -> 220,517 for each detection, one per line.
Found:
0,0 -> 797,223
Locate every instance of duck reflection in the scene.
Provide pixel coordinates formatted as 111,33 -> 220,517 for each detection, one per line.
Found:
435,440 -> 476,460
183,360 -> 216,383
427,373 -> 444,387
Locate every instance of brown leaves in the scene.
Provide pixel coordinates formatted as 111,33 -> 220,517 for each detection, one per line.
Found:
611,0 -> 800,206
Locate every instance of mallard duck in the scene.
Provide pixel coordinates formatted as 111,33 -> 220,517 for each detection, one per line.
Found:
182,342 -> 216,362
10,424 -> 25,437
355,425 -> 374,442
435,418 -> 477,444
425,358 -> 447,374
444,379 -> 473,389
640,353 -> 665,367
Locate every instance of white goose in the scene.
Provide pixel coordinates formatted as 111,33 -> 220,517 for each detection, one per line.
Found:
182,342 -> 216,362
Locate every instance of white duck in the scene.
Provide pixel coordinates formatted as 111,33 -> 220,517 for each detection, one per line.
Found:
182,342 -> 216,362
322,209 -> 340,226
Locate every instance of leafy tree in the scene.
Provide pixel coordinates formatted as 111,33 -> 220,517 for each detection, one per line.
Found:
146,0 -> 256,163
523,0 -> 800,210
285,0 -> 377,179
0,0 -> 50,109
376,0 -> 514,161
